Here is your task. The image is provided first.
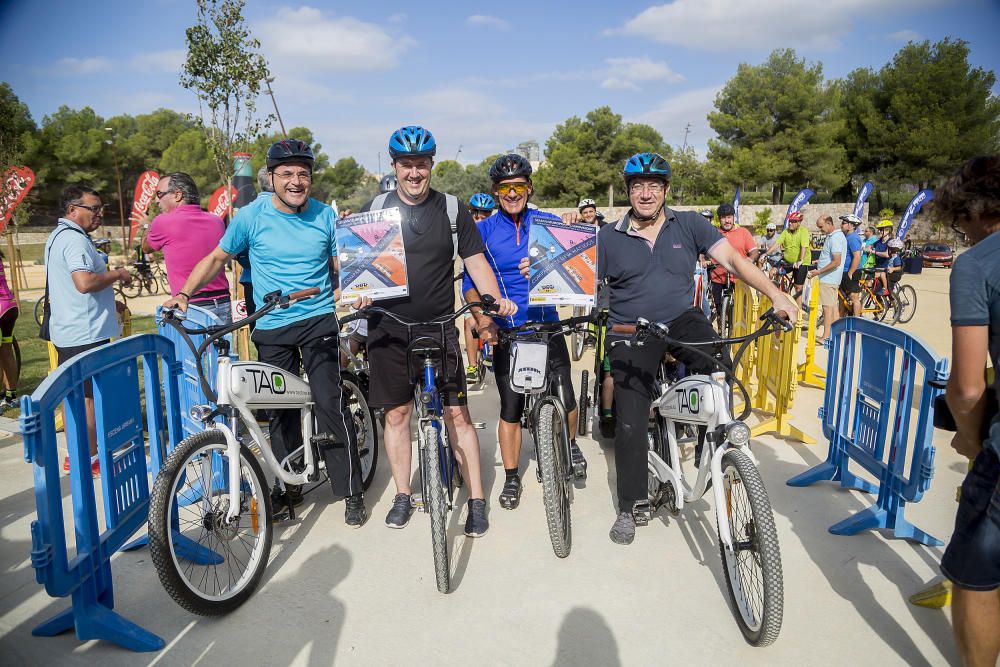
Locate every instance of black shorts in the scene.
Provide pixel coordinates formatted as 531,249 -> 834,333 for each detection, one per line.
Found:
368,321 -> 467,409
56,339 -> 111,398
792,264 -> 809,286
493,334 -> 576,424
839,271 -> 861,295
941,445 -> 1000,591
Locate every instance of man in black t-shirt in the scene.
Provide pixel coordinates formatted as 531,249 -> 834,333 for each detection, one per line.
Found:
359,126 -> 515,537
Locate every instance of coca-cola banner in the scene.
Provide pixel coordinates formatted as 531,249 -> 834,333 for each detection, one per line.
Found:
0,166 -> 36,233
209,185 -> 238,221
129,170 -> 160,244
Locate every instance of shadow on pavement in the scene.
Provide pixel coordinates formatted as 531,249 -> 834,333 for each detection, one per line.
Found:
551,606 -> 621,666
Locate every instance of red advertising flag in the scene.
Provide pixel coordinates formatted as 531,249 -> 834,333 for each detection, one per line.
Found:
0,166 -> 36,233
129,170 -> 160,244
209,185 -> 238,221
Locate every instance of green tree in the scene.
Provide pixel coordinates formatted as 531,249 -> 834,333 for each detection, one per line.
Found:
708,49 -> 847,203
159,128 -> 219,200
534,107 -> 670,207
0,82 -> 37,223
181,0 -> 271,199
841,38 -> 999,190
669,147 -> 725,204
317,157 -> 365,203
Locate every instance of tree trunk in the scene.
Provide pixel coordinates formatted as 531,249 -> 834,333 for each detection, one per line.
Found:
771,184 -> 780,205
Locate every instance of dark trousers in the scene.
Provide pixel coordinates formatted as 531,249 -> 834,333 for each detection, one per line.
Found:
253,314 -> 362,498
609,308 -> 730,511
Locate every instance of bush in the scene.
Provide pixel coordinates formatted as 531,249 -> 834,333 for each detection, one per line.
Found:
753,208 -> 773,234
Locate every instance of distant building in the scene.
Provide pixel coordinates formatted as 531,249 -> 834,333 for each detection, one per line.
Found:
507,140 -> 542,171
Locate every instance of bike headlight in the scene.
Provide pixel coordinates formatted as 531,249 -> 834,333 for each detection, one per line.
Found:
725,421 -> 751,447
190,404 -> 214,422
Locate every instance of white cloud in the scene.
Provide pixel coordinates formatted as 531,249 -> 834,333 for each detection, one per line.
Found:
52,56 -> 113,75
130,49 -> 186,73
466,15 -> 511,30
614,0 -> 947,51
600,57 -> 684,91
387,13 -> 406,24
630,85 -> 723,156
888,29 -> 923,42
257,7 -> 415,72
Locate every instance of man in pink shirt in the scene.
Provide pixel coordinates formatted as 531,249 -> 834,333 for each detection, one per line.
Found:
140,172 -> 231,322
708,203 -> 758,331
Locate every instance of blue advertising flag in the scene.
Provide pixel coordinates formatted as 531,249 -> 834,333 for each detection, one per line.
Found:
733,186 -> 741,226
853,181 -> 874,218
896,190 -> 933,240
783,188 -> 814,229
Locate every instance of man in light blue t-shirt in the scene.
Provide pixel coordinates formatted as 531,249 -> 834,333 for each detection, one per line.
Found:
163,139 -> 367,528
807,214 -> 846,342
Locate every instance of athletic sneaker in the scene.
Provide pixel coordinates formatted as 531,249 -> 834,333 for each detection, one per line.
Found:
464,498 -> 489,537
498,475 -> 522,510
63,454 -> 101,477
344,494 -> 367,528
609,511 -> 636,545
385,493 -> 413,528
599,415 -> 616,440
465,365 -> 479,383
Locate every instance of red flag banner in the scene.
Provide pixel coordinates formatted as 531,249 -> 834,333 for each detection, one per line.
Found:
209,185 -> 238,220
0,166 -> 36,233
129,170 -> 160,244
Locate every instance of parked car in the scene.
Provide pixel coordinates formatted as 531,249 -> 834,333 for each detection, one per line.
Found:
921,243 -> 954,268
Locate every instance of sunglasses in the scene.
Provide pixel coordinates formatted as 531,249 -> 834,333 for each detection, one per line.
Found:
495,182 -> 530,197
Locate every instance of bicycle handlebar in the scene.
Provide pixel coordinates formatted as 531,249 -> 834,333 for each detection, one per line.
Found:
339,293 -> 499,328
496,314 -> 593,343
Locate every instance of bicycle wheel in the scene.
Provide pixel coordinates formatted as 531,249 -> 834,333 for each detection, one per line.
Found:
894,285 -> 917,324
119,269 -> 143,298
717,449 -> 783,647
577,370 -> 589,436
536,402 -> 571,558
34,297 -> 44,326
420,422 -> 450,593
342,371 -> 378,491
148,429 -> 272,616
145,273 -> 161,296
721,294 -> 733,338
647,414 -> 677,514
157,267 -> 170,292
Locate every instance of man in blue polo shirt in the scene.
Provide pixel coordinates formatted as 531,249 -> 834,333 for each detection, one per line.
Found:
464,154 -> 586,510
597,152 -> 798,545
163,139 -> 367,528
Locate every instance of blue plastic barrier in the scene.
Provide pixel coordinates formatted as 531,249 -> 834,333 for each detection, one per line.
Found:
787,317 -> 949,546
20,335 -> 182,651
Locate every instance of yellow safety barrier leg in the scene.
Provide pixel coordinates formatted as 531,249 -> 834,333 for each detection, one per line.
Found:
798,278 -> 826,389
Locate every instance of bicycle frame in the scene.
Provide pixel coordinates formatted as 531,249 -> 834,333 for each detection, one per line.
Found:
414,356 -> 458,510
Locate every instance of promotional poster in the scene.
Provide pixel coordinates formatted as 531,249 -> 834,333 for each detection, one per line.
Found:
528,218 -> 597,306
335,207 -> 408,301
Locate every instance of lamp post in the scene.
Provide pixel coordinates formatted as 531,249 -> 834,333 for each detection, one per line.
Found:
104,128 -> 128,259
264,76 -> 287,138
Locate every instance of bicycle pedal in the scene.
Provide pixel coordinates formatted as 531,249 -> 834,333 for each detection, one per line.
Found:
632,501 -> 652,526
472,421 -> 486,429
572,462 -> 587,479
410,493 -> 425,512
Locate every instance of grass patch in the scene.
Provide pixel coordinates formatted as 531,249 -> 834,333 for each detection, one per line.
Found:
1,312 -> 157,418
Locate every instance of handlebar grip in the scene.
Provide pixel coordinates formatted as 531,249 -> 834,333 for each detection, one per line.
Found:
760,307 -> 793,332
480,293 -> 498,313
610,324 -> 637,334
339,311 -> 362,325
289,287 -> 321,301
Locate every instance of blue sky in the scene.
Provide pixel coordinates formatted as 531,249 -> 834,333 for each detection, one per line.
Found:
1,0 -> 998,173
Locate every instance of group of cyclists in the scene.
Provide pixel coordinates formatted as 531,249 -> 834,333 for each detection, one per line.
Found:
164,126 -> 803,544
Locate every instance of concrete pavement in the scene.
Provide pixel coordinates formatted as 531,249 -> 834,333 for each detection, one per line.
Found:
0,268 -> 967,665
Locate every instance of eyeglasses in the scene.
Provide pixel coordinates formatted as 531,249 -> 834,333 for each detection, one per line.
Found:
273,170 -> 312,182
629,182 -> 665,195
72,203 -> 105,215
495,183 -> 530,197
154,189 -> 174,200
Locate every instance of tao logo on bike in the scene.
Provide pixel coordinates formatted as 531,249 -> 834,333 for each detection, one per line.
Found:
248,369 -> 286,394
676,387 -> 700,414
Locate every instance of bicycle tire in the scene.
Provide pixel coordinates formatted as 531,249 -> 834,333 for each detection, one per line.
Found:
34,297 -> 44,326
421,422 -> 450,593
571,329 -> 585,361
342,372 -> 379,491
146,274 -> 161,296
120,269 -> 143,298
646,415 -> 677,513
148,429 -> 273,616
894,285 -> 917,324
577,370 -> 589,436
157,267 -> 170,292
536,402 -> 571,558
717,449 -> 783,647
721,294 -> 733,338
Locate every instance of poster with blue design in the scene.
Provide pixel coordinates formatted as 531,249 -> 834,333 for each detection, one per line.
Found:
335,207 -> 408,302
528,219 -> 597,306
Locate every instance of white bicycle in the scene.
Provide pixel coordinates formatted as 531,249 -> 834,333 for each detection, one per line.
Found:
148,288 -> 378,615
611,308 -> 790,647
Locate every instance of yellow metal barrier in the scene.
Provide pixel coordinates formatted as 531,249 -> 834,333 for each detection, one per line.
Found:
730,281 -> 759,395
749,292 -> 816,444
797,278 -> 826,389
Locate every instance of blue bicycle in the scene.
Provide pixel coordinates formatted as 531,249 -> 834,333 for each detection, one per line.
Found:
342,295 -> 498,593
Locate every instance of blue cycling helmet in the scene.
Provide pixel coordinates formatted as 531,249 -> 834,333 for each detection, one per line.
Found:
623,152 -> 671,184
388,125 -> 436,158
469,192 -> 495,211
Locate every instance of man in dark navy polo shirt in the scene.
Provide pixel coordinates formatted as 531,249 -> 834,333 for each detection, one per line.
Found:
598,153 -> 798,545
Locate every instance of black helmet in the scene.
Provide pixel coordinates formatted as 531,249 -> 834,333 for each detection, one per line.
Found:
489,153 -> 533,183
266,139 -> 315,171
379,174 -> 398,194
717,203 -> 736,218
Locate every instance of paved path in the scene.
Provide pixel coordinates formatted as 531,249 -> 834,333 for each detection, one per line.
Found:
0,268 -> 966,665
